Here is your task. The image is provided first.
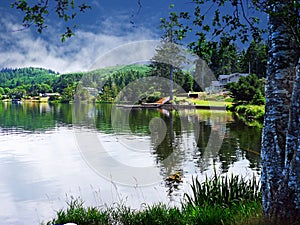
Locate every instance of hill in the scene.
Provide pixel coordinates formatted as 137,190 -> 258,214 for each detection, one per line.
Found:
0,65 -> 152,101
0,67 -> 59,89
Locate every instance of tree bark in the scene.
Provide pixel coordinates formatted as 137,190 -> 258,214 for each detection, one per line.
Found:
261,1 -> 300,222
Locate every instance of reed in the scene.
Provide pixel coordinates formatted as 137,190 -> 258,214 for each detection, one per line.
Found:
183,170 -> 261,208
45,197 -> 109,225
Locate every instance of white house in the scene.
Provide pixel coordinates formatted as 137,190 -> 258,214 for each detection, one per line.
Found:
206,73 -> 249,94
218,73 -> 248,87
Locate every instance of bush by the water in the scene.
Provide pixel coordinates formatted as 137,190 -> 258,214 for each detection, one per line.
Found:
44,172 -> 262,225
235,105 -> 265,122
226,74 -> 265,104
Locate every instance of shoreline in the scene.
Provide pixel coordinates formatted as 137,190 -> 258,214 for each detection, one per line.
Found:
1,99 -> 227,110
116,103 -> 226,110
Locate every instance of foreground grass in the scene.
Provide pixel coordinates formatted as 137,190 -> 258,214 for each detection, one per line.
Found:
44,172 -> 262,225
44,200 -> 262,225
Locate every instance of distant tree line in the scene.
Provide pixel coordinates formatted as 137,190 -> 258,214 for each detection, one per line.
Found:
208,38 -> 267,79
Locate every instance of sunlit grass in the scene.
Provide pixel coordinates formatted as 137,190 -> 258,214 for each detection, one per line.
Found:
44,199 -> 262,225
189,99 -> 232,106
174,96 -> 232,107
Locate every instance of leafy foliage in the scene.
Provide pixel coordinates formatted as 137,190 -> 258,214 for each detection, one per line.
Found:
0,67 -> 58,99
11,0 -> 91,41
225,74 -> 265,125
0,67 -> 58,87
60,85 -> 75,103
226,74 -> 265,104
0,65 -> 155,103
252,0 -> 300,45
97,67 -> 150,102
161,0 -> 267,61
235,105 -> 265,123
159,4 -> 268,79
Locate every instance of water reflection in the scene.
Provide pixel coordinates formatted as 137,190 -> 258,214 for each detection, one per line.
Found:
0,102 -> 262,224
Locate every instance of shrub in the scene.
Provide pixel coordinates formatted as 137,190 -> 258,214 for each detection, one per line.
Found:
226,74 -> 265,104
235,105 -> 265,122
251,91 -> 265,105
145,91 -> 162,103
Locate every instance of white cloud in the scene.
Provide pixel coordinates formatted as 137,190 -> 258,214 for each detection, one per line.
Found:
0,13 -> 159,73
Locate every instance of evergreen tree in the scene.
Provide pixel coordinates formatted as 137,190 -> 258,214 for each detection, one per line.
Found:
209,36 -> 240,77
239,41 -> 267,78
226,74 -> 265,104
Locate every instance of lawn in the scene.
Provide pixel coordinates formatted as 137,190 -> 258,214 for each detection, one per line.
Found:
174,96 -> 232,107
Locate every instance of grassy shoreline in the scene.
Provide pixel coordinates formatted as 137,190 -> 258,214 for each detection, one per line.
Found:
43,172 -> 263,225
1,93 -> 233,107
228,104 -> 265,127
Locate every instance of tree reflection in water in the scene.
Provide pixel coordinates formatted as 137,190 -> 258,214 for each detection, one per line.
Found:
0,102 -> 261,200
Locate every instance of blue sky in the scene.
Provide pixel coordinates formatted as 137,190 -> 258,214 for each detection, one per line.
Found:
0,1 -> 267,73
0,0 -> 182,73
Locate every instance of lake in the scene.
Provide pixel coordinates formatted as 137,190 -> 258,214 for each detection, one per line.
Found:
0,102 -> 261,224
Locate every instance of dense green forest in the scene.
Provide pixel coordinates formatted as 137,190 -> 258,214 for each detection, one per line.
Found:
0,65 -> 149,102
0,64 -> 191,102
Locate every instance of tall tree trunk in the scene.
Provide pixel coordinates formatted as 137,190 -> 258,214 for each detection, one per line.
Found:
261,1 -> 300,221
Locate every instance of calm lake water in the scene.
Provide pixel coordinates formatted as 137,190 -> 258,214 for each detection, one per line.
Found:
0,102 -> 261,224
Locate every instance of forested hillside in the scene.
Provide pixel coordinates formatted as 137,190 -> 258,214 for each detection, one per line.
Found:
0,67 -> 58,90
0,65 -> 193,102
